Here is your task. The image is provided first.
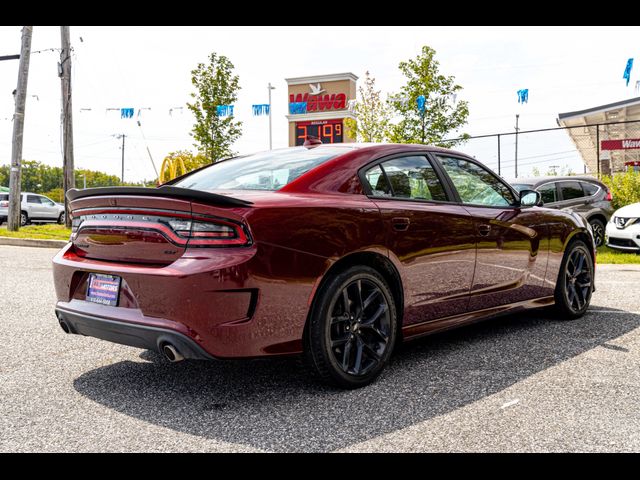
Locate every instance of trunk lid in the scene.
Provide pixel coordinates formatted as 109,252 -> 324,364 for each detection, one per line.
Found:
68,187 -> 253,265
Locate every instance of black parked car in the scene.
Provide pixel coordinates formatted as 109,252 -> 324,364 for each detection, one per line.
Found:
511,176 -> 614,247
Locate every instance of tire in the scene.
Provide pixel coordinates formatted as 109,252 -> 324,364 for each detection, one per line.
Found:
20,211 -> 28,226
589,218 -> 605,248
304,266 -> 397,389
57,212 -> 65,225
553,240 -> 594,319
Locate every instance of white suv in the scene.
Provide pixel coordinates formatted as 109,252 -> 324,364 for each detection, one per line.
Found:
605,202 -> 640,252
0,192 -> 66,226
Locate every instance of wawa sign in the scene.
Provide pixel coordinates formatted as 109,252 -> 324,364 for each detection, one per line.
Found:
289,83 -> 347,112
601,138 -> 640,150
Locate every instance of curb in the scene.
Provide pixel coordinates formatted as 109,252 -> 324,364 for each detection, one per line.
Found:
0,236 -> 68,249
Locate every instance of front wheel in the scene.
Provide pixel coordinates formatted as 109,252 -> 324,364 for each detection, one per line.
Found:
304,266 -> 397,389
57,212 -> 65,225
554,240 -> 594,319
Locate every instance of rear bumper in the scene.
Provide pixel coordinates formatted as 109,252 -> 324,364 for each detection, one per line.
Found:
55,306 -> 215,360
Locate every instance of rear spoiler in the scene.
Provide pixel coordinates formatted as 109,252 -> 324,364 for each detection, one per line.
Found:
66,186 -> 253,207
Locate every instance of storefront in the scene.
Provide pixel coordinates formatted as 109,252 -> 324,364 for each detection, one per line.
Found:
558,97 -> 640,175
285,73 -> 358,146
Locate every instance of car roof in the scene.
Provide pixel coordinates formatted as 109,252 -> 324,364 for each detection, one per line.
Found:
509,176 -> 605,187
296,141 -> 468,153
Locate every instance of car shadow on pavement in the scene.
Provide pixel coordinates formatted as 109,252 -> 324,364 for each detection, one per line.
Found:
73,307 -> 640,452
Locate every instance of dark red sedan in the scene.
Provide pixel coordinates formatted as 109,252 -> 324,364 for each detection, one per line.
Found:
53,144 -> 595,388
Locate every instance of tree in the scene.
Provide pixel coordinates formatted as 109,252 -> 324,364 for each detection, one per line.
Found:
389,46 -> 470,147
187,52 -> 242,163
344,71 -> 391,143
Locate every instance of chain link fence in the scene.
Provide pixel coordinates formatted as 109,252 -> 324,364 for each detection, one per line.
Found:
445,119 -> 640,180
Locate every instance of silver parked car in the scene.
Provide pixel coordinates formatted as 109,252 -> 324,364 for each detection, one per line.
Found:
0,192 -> 66,226
510,176 -> 614,247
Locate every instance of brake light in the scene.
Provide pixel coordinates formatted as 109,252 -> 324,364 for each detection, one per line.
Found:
167,218 -> 250,247
605,189 -> 613,202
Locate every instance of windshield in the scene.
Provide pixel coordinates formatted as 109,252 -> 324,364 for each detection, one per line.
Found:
174,146 -> 347,191
511,184 -> 532,193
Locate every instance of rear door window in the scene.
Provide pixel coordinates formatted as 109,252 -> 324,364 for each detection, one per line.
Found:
581,182 -> 599,196
559,181 -> 584,201
364,165 -> 392,197
364,155 -> 448,201
27,195 -> 42,204
537,183 -> 558,204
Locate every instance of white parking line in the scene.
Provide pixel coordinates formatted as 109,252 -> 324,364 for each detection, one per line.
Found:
500,399 -> 520,409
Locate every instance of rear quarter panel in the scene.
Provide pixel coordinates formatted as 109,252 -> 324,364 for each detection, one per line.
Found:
195,192 -> 387,356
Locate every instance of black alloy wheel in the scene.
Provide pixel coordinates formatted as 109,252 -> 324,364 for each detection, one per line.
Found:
554,240 -> 594,319
304,266 -> 397,389
329,278 -> 391,377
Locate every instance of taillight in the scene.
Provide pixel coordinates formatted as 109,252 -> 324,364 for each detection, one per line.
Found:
0,201 -> 8,208
605,189 -> 613,202
167,218 -> 250,247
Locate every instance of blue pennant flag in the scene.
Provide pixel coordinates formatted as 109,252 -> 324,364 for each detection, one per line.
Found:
517,89 -> 529,104
416,95 -> 426,113
121,108 -> 134,119
623,58 -> 634,86
216,105 -> 234,117
252,104 -> 270,116
289,102 -> 307,115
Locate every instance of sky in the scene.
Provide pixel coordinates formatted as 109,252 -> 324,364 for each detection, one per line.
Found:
1,26 -> 639,183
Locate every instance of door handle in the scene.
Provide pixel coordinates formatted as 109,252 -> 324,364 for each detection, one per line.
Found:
392,217 -> 410,231
477,224 -> 491,236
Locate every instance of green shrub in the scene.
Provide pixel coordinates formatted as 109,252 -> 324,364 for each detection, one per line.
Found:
601,169 -> 640,210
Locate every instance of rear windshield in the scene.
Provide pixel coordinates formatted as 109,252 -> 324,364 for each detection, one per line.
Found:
0,194 -> 8,201
174,146 -> 346,191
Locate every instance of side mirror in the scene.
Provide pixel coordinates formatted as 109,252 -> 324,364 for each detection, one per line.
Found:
519,189 -> 543,207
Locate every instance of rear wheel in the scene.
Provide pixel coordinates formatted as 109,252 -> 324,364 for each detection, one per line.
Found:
20,211 -> 28,226
554,240 -> 594,319
589,218 -> 605,248
304,266 -> 397,389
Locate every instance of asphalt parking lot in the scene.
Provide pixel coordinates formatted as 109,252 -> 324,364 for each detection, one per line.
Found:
1,245 -> 639,452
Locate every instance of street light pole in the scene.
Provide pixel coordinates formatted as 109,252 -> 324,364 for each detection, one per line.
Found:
268,82 -> 275,150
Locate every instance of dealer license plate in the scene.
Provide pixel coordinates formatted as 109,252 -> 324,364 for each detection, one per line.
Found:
86,273 -> 121,306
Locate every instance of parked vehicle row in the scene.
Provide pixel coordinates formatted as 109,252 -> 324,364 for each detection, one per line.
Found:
605,202 -> 640,252
510,176 -> 613,247
0,192 -> 65,226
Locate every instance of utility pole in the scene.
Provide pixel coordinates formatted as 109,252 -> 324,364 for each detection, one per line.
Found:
514,114 -> 520,179
268,82 -> 275,150
60,26 -> 75,227
119,135 -> 126,182
8,26 -> 33,232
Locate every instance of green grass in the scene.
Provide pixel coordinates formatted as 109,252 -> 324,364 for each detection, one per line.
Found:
0,224 -> 71,240
597,245 -> 640,264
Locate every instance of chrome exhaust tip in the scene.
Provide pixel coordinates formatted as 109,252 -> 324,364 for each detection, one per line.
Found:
162,343 -> 184,362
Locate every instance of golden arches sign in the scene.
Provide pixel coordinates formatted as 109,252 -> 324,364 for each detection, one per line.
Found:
159,157 -> 187,184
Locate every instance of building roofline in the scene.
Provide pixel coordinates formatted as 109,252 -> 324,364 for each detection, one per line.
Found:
285,72 -> 358,85
558,96 -> 640,121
